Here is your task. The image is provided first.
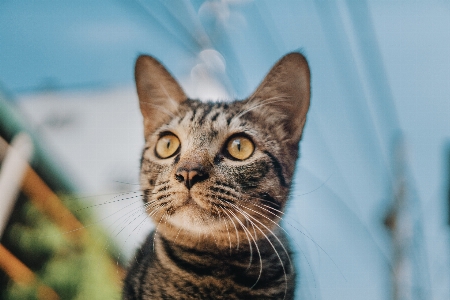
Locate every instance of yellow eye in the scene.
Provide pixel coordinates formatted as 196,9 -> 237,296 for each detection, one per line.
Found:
155,134 -> 180,158
226,136 -> 254,160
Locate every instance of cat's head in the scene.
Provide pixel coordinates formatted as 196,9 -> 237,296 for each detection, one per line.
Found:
136,53 -> 310,250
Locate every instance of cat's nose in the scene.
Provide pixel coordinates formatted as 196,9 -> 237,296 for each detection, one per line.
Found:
175,163 -> 209,189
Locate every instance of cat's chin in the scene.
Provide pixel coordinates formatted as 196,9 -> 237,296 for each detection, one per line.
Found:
163,204 -> 223,234
156,213 -> 249,251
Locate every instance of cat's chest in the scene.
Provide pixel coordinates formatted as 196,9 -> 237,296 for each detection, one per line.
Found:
130,231 -> 296,300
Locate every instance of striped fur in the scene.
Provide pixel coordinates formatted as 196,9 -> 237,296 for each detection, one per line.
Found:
123,53 -> 310,299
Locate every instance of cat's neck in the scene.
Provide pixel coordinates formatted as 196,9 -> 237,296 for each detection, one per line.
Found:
154,229 -> 294,288
156,222 -> 283,253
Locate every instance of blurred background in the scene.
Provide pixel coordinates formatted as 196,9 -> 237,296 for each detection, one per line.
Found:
0,0 -> 449,299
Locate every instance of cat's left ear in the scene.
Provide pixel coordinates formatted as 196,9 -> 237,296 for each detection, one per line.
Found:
135,55 -> 187,137
249,52 -> 310,143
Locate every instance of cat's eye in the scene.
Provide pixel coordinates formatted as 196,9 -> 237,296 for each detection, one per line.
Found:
226,136 -> 254,160
155,133 -> 180,159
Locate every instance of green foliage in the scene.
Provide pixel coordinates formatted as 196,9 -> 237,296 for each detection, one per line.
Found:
2,199 -> 122,300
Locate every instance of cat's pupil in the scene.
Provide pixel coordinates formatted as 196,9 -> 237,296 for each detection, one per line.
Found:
166,140 -> 171,149
235,140 -> 241,151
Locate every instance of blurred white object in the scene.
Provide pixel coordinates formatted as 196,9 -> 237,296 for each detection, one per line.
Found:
0,133 -> 34,237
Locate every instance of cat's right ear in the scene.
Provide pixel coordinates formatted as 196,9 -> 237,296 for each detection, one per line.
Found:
248,52 -> 310,145
135,55 -> 187,137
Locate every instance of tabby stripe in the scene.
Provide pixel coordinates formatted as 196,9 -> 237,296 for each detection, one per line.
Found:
209,186 -> 236,197
210,112 -> 220,121
142,190 -> 150,203
263,150 -> 287,187
160,237 -> 213,277
208,129 -> 219,140
178,114 -> 186,124
258,192 -> 281,210
156,180 -> 170,185
198,105 -> 213,125
157,194 -> 171,201
161,236 -> 211,258
226,115 -> 233,125
138,256 -> 149,298
214,181 -> 235,189
156,185 -> 169,192
123,281 -> 137,298
208,194 -> 234,204
234,161 -> 269,190
137,232 -> 157,297
190,107 -> 197,122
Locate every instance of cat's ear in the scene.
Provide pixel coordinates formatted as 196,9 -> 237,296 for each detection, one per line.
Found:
249,52 -> 310,143
135,55 -> 187,137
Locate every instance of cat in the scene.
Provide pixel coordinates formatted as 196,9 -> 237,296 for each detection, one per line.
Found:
122,52 -> 310,300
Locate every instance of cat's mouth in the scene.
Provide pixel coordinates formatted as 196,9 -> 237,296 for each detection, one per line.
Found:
176,192 -> 212,212
159,190 -> 226,228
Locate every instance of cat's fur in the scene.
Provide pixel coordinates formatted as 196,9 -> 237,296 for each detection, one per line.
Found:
123,52 -> 310,299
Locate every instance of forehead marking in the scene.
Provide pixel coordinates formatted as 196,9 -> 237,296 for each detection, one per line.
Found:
190,107 -> 198,122
211,112 -> 220,121
263,150 -> 287,187
198,104 -> 214,125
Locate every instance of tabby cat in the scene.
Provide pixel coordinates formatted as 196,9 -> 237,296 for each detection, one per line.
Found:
122,52 -> 310,299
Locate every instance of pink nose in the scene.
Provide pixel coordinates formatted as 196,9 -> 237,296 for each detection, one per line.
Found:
175,163 -> 209,189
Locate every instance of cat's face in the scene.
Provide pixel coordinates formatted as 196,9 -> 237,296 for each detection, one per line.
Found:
136,53 -> 310,250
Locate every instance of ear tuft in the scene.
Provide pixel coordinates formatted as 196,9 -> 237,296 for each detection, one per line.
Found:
135,55 -> 187,137
248,52 -> 310,143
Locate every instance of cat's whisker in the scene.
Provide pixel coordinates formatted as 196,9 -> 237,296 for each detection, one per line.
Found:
233,203 -> 293,267
233,206 -> 288,299
114,206 -> 156,266
51,196 -> 142,241
143,197 -> 165,209
210,222 -> 222,250
139,101 -> 178,119
245,193 -> 322,243
225,208 -> 253,256
159,83 -> 183,117
65,189 -> 142,202
250,198 -> 338,278
218,207 -> 233,253
200,210 -> 221,249
246,218 -> 264,285
110,204 -> 148,239
79,195 -> 145,242
113,180 -> 141,186
98,206 -> 148,265
248,205 -> 320,299
257,201 -> 317,241
231,206 -> 282,291
234,96 -> 290,120
257,201 -> 283,214
143,200 -> 166,217
56,192 -> 145,264
152,206 -> 169,252
224,208 -> 261,275
163,210 -> 171,226
220,206 -> 240,250
238,200 -> 320,290
173,227 -> 183,244
70,191 -> 144,215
